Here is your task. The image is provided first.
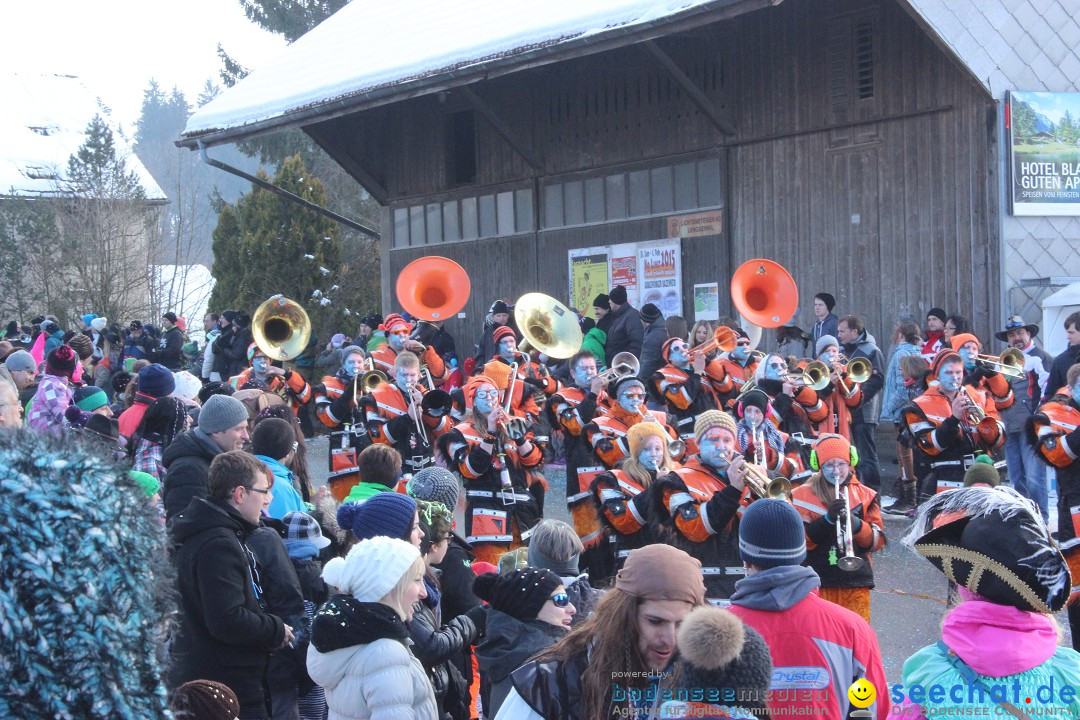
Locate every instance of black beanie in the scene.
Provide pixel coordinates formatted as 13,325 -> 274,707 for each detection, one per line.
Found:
740,389 -> 769,414
609,285 -> 628,305
473,569 -> 562,621
927,307 -> 947,322
593,293 -> 609,309
490,300 -> 510,315
676,607 -> 773,703
814,292 -> 836,312
579,316 -> 596,333
640,303 -> 662,323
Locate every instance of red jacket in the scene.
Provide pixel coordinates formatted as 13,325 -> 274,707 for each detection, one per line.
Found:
729,579 -> 890,720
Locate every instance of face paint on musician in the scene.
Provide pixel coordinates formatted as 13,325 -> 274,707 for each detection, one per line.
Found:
668,341 -> 691,369
388,329 -> 409,352
822,458 -> 850,485
699,428 -> 736,470
395,366 -> 421,394
497,336 -> 517,361
938,360 -> 964,393
819,346 -> 839,364
572,357 -> 597,389
742,405 -> 765,429
617,385 -> 646,414
252,357 -> 270,376
343,352 -> 366,378
732,340 -> 751,362
958,341 -> 979,370
637,434 -> 665,471
764,356 -> 787,381
473,384 -> 498,414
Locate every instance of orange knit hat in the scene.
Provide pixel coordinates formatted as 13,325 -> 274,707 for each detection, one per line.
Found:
950,333 -> 980,351
813,433 -> 852,466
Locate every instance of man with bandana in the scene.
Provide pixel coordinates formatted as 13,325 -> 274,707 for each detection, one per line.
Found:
359,351 -> 453,485
314,345 -> 374,500
950,333 -> 1014,413
653,410 -> 756,602
370,312 -> 447,384
791,434 -> 885,621
228,343 -> 312,413
752,352 -> 827,438
902,350 -> 1003,508
1029,362 -> 1080,649
584,375 -> 682,471
482,325 -> 559,423
650,337 -> 729,455
438,374 -> 544,565
545,350 -> 611,578
717,330 -> 759,409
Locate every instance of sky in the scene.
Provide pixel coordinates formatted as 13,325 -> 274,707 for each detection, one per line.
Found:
2,0 -> 288,133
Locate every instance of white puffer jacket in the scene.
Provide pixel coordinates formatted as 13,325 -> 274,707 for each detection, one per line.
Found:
307,637 -> 438,720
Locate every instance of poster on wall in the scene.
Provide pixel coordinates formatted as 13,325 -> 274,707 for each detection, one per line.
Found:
609,243 -> 640,309
568,248 -> 610,319
637,239 -> 683,318
693,283 -> 719,321
1008,90 -> 1080,216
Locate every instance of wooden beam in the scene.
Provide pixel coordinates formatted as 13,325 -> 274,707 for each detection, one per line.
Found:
305,124 -> 391,205
642,39 -> 738,136
458,85 -> 543,172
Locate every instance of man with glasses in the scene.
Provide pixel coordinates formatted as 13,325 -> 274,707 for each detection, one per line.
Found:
650,337 -> 728,455
0,381 -> 23,427
170,451 -> 295,720
752,352 -> 827,438
718,330 -> 759,409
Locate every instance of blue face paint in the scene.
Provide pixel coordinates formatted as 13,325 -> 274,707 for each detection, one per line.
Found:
343,353 -> 365,378
938,363 -> 963,393
396,367 -> 420,394
252,358 -> 269,375
822,459 -> 850,485
473,388 -> 497,415
732,344 -> 750,361
668,343 -> 690,369
572,361 -> 596,388
765,358 -> 787,381
618,387 -> 645,414
637,437 -> 664,471
958,347 -> 976,370
698,432 -> 733,470
388,331 -> 407,352
498,338 -> 516,361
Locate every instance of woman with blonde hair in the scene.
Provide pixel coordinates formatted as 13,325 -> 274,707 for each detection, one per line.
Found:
307,536 -> 438,720
687,320 -> 714,356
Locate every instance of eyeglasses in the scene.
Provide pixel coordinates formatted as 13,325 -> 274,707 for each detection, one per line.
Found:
475,389 -> 500,400
248,486 -> 272,496
549,593 -> 570,608
621,392 -> 645,400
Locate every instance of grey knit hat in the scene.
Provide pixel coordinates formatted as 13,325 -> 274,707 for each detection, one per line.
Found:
198,394 -> 249,434
739,499 -> 807,569
815,334 -> 839,358
407,466 -> 460,510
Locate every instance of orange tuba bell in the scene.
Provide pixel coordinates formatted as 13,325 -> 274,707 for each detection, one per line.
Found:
396,256 -> 471,321
730,259 -> 798,328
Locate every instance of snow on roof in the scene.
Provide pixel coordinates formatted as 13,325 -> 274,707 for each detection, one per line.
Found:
184,0 -> 726,141
0,73 -> 166,200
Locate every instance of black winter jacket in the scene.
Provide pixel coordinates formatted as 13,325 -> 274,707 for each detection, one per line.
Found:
162,429 -> 223,521
168,497 -> 287,717
408,578 -> 478,720
476,608 -> 566,717
604,303 -> 643,367
637,316 -> 668,384
152,325 -> 185,370
432,534 -> 480,622
510,650 -> 590,720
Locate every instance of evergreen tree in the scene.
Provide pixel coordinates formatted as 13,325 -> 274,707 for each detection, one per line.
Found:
1059,110 -> 1076,146
239,0 -> 351,42
1012,99 -> 1037,142
0,199 -> 59,320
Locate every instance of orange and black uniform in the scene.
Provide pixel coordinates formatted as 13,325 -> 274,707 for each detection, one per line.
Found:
358,381 -> 452,479
717,355 -> 758,409
314,371 -> 371,500
650,363 -> 725,455
584,405 -> 681,470
480,356 -> 554,421
791,476 -> 885,622
229,367 -> 312,413
437,418 -> 544,565
813,373 -> 862,441
546,385 -> 606,547
755,378 -> 828,438
590,468 -> 659,570
902,384 -> 1003,502
963,365 -> 1015,412
1029,392 -> 1080,643
653,457 -> 747,603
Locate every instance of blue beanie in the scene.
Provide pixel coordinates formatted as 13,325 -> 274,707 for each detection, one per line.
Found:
739,499 -> 806,569
81,313 -> 98,327
138,363 -> 176,399
337,493 -> 417,542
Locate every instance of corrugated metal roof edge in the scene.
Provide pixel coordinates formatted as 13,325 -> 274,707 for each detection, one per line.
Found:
177,0 -> 778,150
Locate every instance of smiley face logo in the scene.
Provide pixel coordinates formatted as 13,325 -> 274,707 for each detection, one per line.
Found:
848,678 -> 876,708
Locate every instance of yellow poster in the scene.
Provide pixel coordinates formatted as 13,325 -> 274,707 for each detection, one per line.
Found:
569,248 -> 610,319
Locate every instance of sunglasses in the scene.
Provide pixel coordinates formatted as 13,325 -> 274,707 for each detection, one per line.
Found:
550,593 -> 570,608
475,389 -> 500,400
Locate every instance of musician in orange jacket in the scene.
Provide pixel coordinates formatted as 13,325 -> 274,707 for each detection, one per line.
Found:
735,389 -> 805,481
716,331 -> 759,409
437,374 -> 544,565
584,375 -> 682,470
652,410 -> 756,602
358,350 -> 452,483
313,345 -> 371,500
790,434 -> 885,622
370,312 -> 447,384
902,350 -> 1003,506
650,337 -> 727,455
482,325 -> 559,424
951,333 -> 1014,412
228,342 -> 311,413
1028,362 -> 1080,649
754,352 -> 827,438
812,336 -> 862,442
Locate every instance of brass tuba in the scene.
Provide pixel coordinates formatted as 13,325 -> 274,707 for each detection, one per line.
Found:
514,292 -> 584,359
252,296 -> 311,361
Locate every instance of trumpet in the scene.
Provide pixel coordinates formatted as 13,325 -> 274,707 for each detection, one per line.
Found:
595,352 -> 640,384
960,386 -> 986,425
835,482 -> 865,572
729,451 -> 792,501
975,348 -> 1025,379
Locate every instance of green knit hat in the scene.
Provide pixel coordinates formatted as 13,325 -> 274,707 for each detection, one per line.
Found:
74,386 -> 108,412
963,456 -> 1000,487
129,471 -> 160,498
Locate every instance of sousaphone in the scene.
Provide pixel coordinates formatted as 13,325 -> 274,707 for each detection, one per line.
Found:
514,293 -> 584,360
730,259 -> 798,329
252,295 -> 311,361
397,256 -> 471,323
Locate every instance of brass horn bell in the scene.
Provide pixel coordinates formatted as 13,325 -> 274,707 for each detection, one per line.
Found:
252,296 -> 312,361
514,292 -> 584,360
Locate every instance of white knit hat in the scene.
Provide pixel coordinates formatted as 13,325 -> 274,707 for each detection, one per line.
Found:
322,536 -> 420,602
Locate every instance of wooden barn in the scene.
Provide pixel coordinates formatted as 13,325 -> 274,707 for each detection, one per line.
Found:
182,0 -> 1072,349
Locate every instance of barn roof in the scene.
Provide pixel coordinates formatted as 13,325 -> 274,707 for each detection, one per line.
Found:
180,0 -> 762,147
1,73 -> 166,200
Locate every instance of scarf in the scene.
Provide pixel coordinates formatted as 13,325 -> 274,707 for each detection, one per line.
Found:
422,574 -> 441,612
285,539 -> 319,560
311,595 -> 408,653
736,418 -> 784,460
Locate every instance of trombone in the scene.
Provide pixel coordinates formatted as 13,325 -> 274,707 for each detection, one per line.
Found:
835,481 -> 865,572
976,348 -> 1025,379
595,352 -> 640,384
690,326 -> 739,358
352,358 -> 389,405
